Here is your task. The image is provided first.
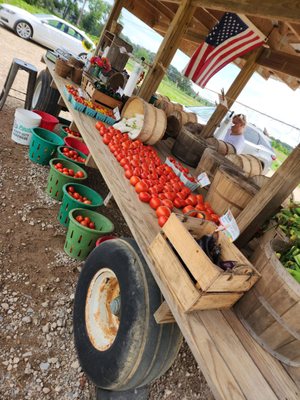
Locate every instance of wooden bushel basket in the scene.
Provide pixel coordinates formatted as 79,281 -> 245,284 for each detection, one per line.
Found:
121,96 -> 166,145
148,214 -> 260,312
226,154 -> 263,177
235,239 -> 300,367
195,148 -> 238,181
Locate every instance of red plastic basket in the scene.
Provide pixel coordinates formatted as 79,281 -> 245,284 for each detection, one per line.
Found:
33,110 -> 59,131
64,136 -> 90,156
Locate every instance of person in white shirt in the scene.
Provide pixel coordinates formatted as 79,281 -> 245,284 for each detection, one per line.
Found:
223,114 -> 247,154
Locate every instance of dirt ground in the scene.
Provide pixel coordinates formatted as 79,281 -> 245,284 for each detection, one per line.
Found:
0,26 -> 213,399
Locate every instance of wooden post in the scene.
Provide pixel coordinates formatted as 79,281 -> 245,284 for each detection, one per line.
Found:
95,0 -> 125,55
236,144 -> 300,248
138,0 -> 196,102
201,47 -> 264,138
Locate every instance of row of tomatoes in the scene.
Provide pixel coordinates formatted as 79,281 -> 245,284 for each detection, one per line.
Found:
67,186 -> 92,204
75,215 -> 96,229
54,162 -> 85,178
61,147 -> 86,163
64,127 -> 81,138
95,122 -> 219,227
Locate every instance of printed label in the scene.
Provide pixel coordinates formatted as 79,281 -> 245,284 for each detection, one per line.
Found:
197,172 -> 211,187
217,209 -> 240,242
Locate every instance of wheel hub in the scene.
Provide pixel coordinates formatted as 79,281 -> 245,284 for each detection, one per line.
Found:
16,23 -> 31,39
85,268 -> 120,351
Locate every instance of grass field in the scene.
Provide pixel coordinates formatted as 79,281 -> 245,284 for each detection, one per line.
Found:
0,0 -> 49,14
271,148 -> 288,171
125,59 -> 204,106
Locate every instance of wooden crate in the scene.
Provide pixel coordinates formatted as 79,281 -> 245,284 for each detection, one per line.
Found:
148,213 -> 260,312
85,81 -> 123,110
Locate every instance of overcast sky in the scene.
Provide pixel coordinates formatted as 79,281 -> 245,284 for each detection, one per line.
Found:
111,5 -> 300,147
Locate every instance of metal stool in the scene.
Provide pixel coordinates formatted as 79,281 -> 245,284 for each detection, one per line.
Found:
0,58 -> 37,110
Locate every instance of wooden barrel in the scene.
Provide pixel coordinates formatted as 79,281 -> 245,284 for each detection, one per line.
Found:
165,114 -> 181,139
184,122 -> 204,136
226,154 -> 263,177
235,239 -> 300,367
154,94 -> 170,107
165,111 -> 198,139
195,148 -> 238,181
171,127 -> 208,167
121,96 -> 166,145
206,137 -> 236,156
206,166 -> 259,218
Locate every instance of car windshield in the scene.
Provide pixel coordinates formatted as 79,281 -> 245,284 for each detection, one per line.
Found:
244,126 -> 273,149
187,106 -> 216,124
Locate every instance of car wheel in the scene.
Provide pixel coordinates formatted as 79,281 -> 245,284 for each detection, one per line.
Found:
14,20 -> 33,39
31,69 -> 61,116
78,52 -> 87,62
73,238 -> 182,391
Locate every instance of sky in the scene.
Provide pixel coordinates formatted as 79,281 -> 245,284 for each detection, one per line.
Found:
108,4 -> 300,147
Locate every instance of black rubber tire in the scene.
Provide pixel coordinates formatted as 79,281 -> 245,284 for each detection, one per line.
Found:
14,20 -> 33,39
73,238 -> 182,391
78,52 -> 88,62
31,69 -> 61,116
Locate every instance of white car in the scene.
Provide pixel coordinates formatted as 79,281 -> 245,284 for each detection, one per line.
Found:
186,106 -> 276,173
0,4 -> 95,58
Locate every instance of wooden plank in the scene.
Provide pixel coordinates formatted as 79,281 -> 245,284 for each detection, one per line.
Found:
139,0 -> 196,101
154,301 -> 176,324
85,153 -> 98,169
58,96 -> 66,108
236,144 -> 300,247
201,47 -> 264,138
50,79 -> 57,89
257,48 -> 300,79
190,291 -> 242,311
44,58 -> 299,400
190,0 -> 300,23
148,234 -> 200,312
224,309 -> 300,399
162,213 -> 219,289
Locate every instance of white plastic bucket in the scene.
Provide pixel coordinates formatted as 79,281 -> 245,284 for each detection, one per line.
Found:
12,108 -> 42,145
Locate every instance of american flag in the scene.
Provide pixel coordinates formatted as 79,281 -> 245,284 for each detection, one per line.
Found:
183,13 -> 265,88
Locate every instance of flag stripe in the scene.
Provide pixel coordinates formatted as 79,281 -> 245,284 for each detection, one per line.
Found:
195,29 -> 257,83
198,37 -> 263,87
191,45 -> 213,81
183,43 -> 205,77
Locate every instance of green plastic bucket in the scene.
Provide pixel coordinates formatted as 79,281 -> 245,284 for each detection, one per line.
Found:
29,127 -> 64,165
64,208 -> 114,260
57,146 -> 87,166
46,158 -> 87,201
58,183 -> 103,227
58,125 -> 69,139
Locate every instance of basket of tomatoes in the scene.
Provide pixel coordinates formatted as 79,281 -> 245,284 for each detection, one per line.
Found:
58,183 -> 103,227
46,159 -> 87,201
57,146 -> 87,165
64,208 -> 114,260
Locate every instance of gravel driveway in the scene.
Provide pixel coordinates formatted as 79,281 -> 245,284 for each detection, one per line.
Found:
0,26 -> 213,400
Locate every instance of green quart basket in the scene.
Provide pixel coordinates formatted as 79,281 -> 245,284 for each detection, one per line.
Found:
64,208 -> 114,260
58,125 -> 69,139
58,183 -> 103,227
29,127 -> 64,165
46,158 -> 87,201
57,146 -> 87,166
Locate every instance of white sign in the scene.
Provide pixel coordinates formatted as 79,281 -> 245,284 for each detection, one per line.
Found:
197,172 -> 211,187
113,107 -> 121,121
217,209 -> 240,242
78,87 -> 88,99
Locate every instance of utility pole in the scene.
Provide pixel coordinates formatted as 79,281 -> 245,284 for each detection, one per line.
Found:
77,0 -> 88,26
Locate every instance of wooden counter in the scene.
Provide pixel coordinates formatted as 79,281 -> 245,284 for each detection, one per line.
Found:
45,58 -> 299,400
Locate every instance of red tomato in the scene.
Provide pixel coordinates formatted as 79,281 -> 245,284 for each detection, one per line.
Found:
83,200 -> 92,205
75,171 -> 84,178
158,193 -> 166,200
73,193 -> 80,200
211,214 -> 220,224
84,217 -> 91,224
56,162 -> 63,169
195,204 -> 205,211
124,170 -> 133,179
156,206 -> 171,218
95,121 -> 104,131
173,197 -> 185,209
164,192 -> 176,201
76,215 -> 83,222
135,181 -> 149,194
139,192 -> 151,203
68,186 -> 75,193
196,194 -> 204,204
161,199 -> 173,210
130,176 -> 140,186
196,212 -> 205,219
158,215 -> 169,228
89,222 -> 95,229
68,169 -> 75,177
182,205 -> 197,217
149,197 -> 161,210
186,194 -> 197,207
